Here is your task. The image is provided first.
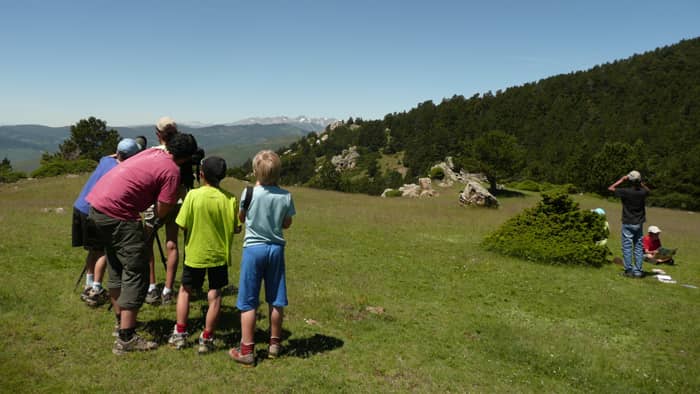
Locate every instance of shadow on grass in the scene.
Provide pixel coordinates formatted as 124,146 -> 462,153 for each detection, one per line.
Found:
141,304 -> 242,344
284,334 -> 344,358
493,189 -> 526,198
139,298 -> 344,361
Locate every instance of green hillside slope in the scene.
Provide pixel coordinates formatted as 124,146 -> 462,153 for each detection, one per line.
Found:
1,175 -> 698,392
267,38 -> 700,210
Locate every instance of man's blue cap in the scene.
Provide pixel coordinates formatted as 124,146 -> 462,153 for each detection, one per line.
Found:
117,138 -> 140,159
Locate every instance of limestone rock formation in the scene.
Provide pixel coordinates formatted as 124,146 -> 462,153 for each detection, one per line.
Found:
459,181 -> 499,207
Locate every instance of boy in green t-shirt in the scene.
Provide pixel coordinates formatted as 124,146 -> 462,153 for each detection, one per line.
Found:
170,156 -> 241,353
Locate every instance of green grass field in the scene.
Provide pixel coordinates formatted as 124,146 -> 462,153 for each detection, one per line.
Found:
1,175 -> 698,393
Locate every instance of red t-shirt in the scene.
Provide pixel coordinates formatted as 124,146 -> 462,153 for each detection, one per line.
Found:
87,148 -> 180,221
643,235 -> 661,253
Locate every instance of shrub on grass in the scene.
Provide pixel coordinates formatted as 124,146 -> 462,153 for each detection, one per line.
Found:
648,192 -> 699,211
0,169 -> 26,183
0,158 -> 26,183
429,166 -> 445,180
508,179 -> 542,191
548,183 -> 578,194
384,189 -> 403,198
508,180 -> 578,194
483,191 -> 610,266
31,159 -> 97,178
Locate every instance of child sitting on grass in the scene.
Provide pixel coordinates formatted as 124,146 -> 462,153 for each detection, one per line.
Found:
643,225 -> 676,265
229,150 -> 296,367
169,156 -> 241,354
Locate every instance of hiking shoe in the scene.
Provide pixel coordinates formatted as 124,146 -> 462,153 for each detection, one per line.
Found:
85,287 -> 108,307
112,334 -> 158,355
197,333 -> 215,354
228,347 -> 255,367
80,286 -> 91,301
161,292 -> 174,305
268,343 -> 281,359
168,325 -> 188,349
145,288 -> 160,305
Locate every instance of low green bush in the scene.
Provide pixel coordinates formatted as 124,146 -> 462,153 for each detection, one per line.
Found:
31,159 -> 97,178
547,183 -> 579,194
384,189 -> 403,197
482,191 -> 610,266
0,169 -> 26,183
508,179 -> 542,191
648,192 -> 700,211
508,180 -> 578,194
429,166 -> 445,180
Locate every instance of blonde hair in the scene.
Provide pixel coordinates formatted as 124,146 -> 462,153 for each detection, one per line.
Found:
252,150 -> 281,185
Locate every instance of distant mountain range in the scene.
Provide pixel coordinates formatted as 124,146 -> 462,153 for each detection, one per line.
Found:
0,116 -> 335,172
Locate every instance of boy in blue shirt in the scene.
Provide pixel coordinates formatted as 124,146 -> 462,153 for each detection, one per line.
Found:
229,150 -> 295,367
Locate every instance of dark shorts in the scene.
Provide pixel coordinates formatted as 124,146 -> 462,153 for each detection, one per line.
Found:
89,207 -> 149,310
71,208 -> 102,250
181,264 -> 229,290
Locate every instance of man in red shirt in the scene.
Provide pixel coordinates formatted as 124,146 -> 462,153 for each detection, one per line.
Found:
87,132 -> 198,355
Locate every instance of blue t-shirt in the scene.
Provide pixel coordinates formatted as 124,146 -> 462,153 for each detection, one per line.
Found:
73,156 -> 118,214
240,185 -> 295,247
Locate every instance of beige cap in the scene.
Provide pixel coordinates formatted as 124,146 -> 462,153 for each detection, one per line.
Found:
627,170 -> 641,182
156,116 -> 177,132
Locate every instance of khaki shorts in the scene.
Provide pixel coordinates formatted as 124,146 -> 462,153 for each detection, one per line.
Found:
89,207 -> 149,310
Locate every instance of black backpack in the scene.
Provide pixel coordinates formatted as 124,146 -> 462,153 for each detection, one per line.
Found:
242,186 -> 253,211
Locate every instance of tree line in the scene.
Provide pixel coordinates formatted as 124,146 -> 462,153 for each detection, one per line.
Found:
234,37 -> 700,210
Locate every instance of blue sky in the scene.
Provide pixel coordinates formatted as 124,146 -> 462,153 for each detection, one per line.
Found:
1,1 -> 698,127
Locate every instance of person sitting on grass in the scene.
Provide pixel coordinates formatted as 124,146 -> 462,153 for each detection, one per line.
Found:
229,150 -> 296,367
72,138 -> 142,306
643,225 -> 675,265
168,156 -> 241,354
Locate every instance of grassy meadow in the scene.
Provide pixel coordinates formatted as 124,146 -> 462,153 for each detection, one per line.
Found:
1,174 -> 698,393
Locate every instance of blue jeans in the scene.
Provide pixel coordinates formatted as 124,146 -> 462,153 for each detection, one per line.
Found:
621,223 -> 644,275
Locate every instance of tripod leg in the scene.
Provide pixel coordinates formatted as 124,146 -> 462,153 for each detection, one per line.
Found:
74,262 -> 88,291
154,230 -> 167,272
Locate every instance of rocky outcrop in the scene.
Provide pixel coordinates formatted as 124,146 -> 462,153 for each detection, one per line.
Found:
459,181 -> 499,207
331,146 -> 359,172
431,156 -> 487,187
398,177 -> 439,198
328,120 -> 344,131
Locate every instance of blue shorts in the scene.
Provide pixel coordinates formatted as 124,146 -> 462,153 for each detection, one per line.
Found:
236,244 -> 287,311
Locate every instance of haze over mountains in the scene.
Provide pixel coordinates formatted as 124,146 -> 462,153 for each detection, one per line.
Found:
0,116 -> 335,172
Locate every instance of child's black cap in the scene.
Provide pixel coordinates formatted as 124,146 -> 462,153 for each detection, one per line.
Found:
201,156 -> 227,183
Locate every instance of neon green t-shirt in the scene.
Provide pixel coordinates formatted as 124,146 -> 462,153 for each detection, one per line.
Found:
175,185 -> 239,268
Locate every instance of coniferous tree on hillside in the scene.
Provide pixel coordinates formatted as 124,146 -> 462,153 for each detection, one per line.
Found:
234,37 -> 700,209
